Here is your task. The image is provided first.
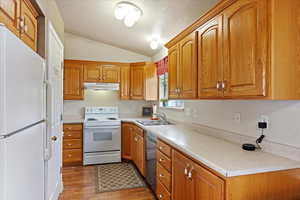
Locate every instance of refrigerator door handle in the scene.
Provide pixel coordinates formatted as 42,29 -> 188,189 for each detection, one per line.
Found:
0,120 -> 45,140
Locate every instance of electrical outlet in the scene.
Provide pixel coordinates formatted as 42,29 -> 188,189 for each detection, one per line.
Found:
259,115 -> 269,124
233,113 -> 241,123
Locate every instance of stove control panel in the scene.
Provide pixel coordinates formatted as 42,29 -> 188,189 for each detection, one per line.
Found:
85,107 -> 119,114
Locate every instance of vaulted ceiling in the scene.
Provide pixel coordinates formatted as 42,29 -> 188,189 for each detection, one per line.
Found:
55,0 -> 219,56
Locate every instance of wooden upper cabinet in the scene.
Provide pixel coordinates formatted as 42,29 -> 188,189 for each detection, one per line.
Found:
84,63 -> 101,82
168,44 -> 179,99
64,61 -> 84,100
120,65 -> 131,100
144,63 -> 158,101
0,0 -> 20,35
20,0 -> 38,51
179,32 -> 198,99
168,32 -> 197,100
223,0 -> 268,98
198,16 -> 223,99
130,63 -> 145,100
84,63 -> 120,83
0,0 -> 38,51
102,65 -> 120,83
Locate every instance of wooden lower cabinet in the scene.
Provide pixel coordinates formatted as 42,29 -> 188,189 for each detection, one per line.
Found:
171,147 -> 300,200
121,123 -> 145,176
63,123 -> 83,166
121,123 -> 132,160
173,150 -> 224,200
156,139 -> 173,200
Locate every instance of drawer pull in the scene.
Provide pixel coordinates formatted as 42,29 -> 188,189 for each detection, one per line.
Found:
67,127 -> 72,130
158,194 -> 163,199
68,154 -> 72,158
68,134 -> 72,137
68,144 -> 72,146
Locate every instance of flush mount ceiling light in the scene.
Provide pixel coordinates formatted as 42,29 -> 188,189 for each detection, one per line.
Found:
150,38 -> 159,50
114,1 -> 143,27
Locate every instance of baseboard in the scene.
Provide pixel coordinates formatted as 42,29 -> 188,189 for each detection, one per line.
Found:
47,178 -> 62,200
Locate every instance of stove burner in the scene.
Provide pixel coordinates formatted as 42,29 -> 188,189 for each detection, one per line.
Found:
107,117 -> 117,120
87,118 -> 98,121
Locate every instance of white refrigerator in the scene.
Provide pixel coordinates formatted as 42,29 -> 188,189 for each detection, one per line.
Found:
0,25 -> 46,200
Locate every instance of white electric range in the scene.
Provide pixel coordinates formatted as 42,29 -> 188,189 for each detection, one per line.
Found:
83,107 -> 121,165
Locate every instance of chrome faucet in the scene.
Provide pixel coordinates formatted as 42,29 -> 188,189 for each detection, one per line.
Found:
155,112 -> 167,122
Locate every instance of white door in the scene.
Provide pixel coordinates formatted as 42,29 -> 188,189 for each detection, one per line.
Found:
45,22 -> 64,200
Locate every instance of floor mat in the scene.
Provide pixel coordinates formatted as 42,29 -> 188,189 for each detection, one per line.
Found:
96,162 -> 146,193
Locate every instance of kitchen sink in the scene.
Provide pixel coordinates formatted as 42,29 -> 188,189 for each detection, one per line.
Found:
136,120 -> 173,126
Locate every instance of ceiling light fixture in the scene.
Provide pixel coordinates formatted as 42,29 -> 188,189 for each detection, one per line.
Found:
150,38 -> 159,50
114,2 -> 143,27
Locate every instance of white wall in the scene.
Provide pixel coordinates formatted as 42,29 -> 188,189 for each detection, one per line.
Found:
152,50 -> 300,150
64,90 -> 152,117
152,47 -> 168,62
64,32 -> 151,62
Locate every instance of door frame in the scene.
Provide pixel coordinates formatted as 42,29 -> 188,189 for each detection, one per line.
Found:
45,21 -> 64,200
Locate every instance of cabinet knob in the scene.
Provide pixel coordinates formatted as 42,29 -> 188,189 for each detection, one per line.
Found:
159,174 -> 164,178
68,143 -> 72,146
68,154 -> 72,158
159,146 -> 163,150
159,194 -> 163,199
159,158 -> 164,162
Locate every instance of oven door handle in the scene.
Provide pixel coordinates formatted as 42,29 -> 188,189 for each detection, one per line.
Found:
84,126 -> 120,129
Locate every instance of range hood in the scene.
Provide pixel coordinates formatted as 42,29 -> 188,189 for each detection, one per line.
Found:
84,83 -> 120,91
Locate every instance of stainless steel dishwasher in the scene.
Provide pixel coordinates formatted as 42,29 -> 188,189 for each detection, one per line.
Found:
145,130 -> 157,192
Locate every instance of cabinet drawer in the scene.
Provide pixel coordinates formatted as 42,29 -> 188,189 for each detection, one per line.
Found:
157,163 -> 171,191
157,140 -> 171,158
157,150 -> 171,172
134,125 -> 144,137
64,130 -> 82,139
63,124 -> 82,131
63,149 -> 82,163
156,180 -> 171,200
63,139 -> 82,149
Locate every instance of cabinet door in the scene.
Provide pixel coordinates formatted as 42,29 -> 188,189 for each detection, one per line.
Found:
0,0 -> 20,35
64,62 -> 84,100
179,32 -> 198,99
102,65 -> 120,83
84,63 -> 101,82
168,44 -> 179,99
172,150 -> 189,200
120,65 -> 131,100
136,134 -> 145,176
198,16 -> 223,98
121,123 -> 132,160
20,0 -> 38,51
145,63 -> 158,101
190,161 -> 224,200
223,0 -> 268,98
130,65 -> 145,100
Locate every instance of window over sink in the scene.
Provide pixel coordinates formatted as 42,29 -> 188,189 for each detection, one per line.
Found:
158,73 -> 184,110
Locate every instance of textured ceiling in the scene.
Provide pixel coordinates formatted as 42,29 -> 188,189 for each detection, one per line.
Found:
55,0 -> 219,56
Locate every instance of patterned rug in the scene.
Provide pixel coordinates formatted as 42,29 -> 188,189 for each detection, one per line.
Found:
96,162 -> 146,193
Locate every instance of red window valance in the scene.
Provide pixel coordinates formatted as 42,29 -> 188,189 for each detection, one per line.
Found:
156,56 -> 168,76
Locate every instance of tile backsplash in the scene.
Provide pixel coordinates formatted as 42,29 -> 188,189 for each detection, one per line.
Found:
63,90 -> 153,117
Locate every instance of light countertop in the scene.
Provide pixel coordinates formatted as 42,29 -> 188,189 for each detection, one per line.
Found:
63,116 -> 300,177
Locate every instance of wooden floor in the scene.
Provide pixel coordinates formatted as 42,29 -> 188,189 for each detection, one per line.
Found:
59,166 -> 156,200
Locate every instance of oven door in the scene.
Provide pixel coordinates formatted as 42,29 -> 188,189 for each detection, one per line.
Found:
84,125 -> 121,153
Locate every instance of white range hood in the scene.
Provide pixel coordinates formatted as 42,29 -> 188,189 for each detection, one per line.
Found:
84,83 -> 120,91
